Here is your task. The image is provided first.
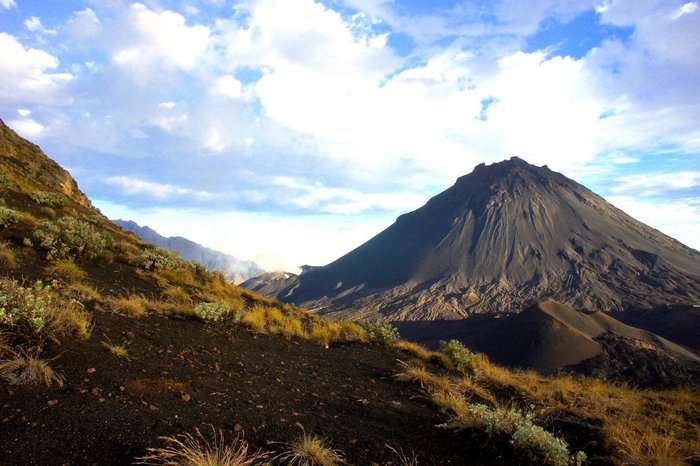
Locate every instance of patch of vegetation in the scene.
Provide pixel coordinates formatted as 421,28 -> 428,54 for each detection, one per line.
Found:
46,259 -> 87,281
0,279 -> 92,344
277,432 -> 345,466
439,339 -> 485,374
0,350 -> 64,387
137,427 -> 271,466
162,286 -> 191,304
0,206 -> 23,228
101,338 -> 132,360
0,172 -> 11,194
0,241 -> 17,268
132,247 -> 188,272
33,216 -> 110,261
194,302 -> 242,323
106,296 -> 147,318
29,191 -> 65,208
363,321 -> 400,346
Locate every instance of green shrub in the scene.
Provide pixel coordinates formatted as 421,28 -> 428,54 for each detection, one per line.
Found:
33,216 -> 108,260
440,339 -> 484,373
0,173 -> 11,194
194,302 -> 242,323
363,321 -> 400,346
29,191 -> 65,208
511,423 -> 574,466
0,207 -> 23,228
0,279 -> 91,341
468,403 -> 527,436
132,247 -> 188,271
40,206 -> 56,218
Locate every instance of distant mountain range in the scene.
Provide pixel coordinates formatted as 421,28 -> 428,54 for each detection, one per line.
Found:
244,157 -> 700,350
114,220 -> 265,284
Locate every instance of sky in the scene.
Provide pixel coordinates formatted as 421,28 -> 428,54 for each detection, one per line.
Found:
1,0 -> 699,271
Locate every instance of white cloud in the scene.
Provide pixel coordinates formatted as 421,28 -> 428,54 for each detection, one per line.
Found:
272,176 -> 427,214
671,2 -> 698,19
7,117 -> 44,138
605,195 -> 700,250
109,3 -> 210,81
610,171 -> 700,195
0,0 -> 16,9
0,33 -> 72,104
106,176 -> 211,199
24,16 -> 57,35
65,8 -> 102,39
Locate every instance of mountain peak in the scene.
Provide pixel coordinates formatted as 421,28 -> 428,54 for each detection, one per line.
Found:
261,157 -> 700,320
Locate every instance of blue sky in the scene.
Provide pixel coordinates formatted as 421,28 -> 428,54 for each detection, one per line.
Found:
1,0 -> 699,270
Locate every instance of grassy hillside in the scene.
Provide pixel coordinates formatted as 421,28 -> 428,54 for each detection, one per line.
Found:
1,121 -> 699,465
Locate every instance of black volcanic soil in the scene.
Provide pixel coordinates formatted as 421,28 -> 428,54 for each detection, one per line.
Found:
1,311 -> 525,466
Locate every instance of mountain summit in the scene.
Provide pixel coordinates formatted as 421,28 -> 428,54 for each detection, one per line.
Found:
257,157 -> 700,320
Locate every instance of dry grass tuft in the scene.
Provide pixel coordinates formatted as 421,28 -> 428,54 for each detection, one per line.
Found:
394,340 -> 433,360
310,323 -> 340,348
46,259 -> 87,281
101,337 -> 132,360
106,295 -> 147,318
0,241 -> 17,268
277,432 -> 345,466
65,282 -> 103,302
337,321 -> 366,342
136,426 -> 271,466
162,286 -> 191,304
0,350 -> 64,387
395,361 -> 452,392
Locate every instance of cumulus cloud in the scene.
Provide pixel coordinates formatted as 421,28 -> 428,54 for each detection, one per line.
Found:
24,16 -> 57,35
0,0 -> 16,9
108,3 -> 210,82
605,195 -> 700,250
0,33 -> 72,104
610,171 -> 700,195
106,176 -> 212,200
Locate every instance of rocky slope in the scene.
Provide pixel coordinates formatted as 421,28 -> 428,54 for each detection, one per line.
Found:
257,158 -> 700,322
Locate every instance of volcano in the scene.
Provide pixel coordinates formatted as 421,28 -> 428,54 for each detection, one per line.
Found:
253,157 -> 700,321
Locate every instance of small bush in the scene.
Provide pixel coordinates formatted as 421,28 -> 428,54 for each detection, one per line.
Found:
194,302 -> 241,323
39,206 -> 56,219
277,432 -> 345,466
511,423 -> 573,466
137,426 -> 271,466
29,191 -> 65,208
0,241 -> 17,268
33,217 -> 108,261
0,350 -> 64,387
47,260 -> 87,281
363,321 -> 400,346
337,321 -> 366,342
115,241 -> 140,261
0,206 -> 23,228
0,279 -> 91,342
132,247 -> 188,271
0,173 -> 12,194
439,339 -> 484,374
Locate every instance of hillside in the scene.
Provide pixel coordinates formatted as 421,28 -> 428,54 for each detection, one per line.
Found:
1,119 -> 700,465
251,158 -> 700,324
114,219 -> 266,284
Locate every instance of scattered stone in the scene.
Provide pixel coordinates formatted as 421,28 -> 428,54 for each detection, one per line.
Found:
86,368 -> 96,374
47,400 -> 58,407
181,393 -> 191,402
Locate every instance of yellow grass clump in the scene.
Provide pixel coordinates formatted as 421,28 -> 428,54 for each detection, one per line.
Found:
46,259 -> 87,281
0,241 -> 17,268
106,295 -> 147,318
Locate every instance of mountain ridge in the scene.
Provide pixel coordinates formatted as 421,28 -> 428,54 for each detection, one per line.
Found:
114,219 -> 266,284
